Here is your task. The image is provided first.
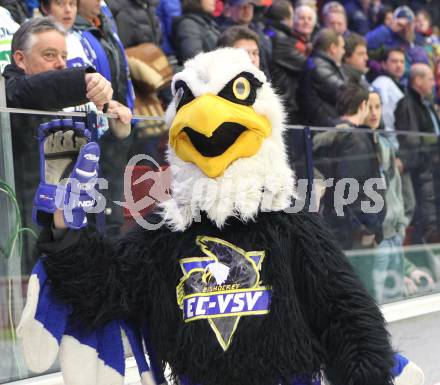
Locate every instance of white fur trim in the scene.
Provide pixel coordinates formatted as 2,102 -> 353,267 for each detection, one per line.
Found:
17,274 -> 60,373
394,361 -> 425,385
140,371 -> 156,385
161,48 -> 295,230
60,335 -> 124,385
60,335 -> 99,385
96,355 -> 124,385
17,274 -> 40,336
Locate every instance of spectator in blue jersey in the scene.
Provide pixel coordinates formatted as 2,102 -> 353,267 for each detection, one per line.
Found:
40,0 -> 92,68
39,0 -> 132,136
157,0 -> 182,57
72,0 -> 134,110
72,0 -> 135,234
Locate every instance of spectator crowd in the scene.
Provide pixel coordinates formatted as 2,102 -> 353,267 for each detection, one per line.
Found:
1,0 -> 440,303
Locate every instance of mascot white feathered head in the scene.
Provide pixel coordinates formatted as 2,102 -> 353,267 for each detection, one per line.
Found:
160,48 -> 295,230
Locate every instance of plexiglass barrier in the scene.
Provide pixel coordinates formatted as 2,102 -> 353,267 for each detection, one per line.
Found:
1,108 -> 440,382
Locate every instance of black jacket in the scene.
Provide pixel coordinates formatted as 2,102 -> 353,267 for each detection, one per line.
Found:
395,87 -> 440,239
395,87 -> 440,170
105,0 -> 161,48
2,64 -> 91,263
267,21 -> 306,125
172,11 -> 220,64
297,51 -> 347,127
4,64 -> 89,110
313,122 -> 386,250
0,0 -> 29,23
38,210 -> 394,385
341,64 -> 370,89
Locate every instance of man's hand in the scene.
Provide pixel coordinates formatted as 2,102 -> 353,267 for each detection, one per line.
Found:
395,157 -> 404,174
409,269 -> 435,289
404,269 -> 435,296
54,209 -> 68,230
85,73 -> 113,110
404,276 -> 418,296
108,100 -> 132,139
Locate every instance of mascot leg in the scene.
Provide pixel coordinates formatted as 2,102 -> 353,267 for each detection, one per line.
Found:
17,260 -> 69,373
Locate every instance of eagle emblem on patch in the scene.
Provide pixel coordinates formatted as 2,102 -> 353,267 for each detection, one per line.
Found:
176,236 -> 271,351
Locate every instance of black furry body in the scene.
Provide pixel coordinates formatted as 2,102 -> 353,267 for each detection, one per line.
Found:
39,211 -> 395,385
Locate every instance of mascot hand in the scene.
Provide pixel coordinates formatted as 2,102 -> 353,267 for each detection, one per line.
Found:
32,120 -> 100,229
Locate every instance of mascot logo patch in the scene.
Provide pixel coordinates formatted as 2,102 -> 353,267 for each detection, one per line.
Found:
176,236 -> 271,351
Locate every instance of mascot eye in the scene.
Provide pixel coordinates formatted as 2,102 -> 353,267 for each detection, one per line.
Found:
232,77 -> 251,100
174,80 -> 195,111
218,72 -> 262,106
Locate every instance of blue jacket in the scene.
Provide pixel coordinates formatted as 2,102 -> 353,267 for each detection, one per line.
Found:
25,0 -> 38,14
156,0 -> 181,55
366,25 -> 429,78
344,0 -> 371,35
73,6 -> 135,111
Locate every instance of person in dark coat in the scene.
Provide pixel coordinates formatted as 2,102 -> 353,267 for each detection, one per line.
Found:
342,32 -> 370,88
105,0 -> 162,48
172,0 -> 220,64
395,63 -> 440,243
3,17 -> 112,271
313,83 -> 386,254
265,0 -> 308,178
216,0 -> 272,77
297,28 -> 347,127
266,0 -> 306,124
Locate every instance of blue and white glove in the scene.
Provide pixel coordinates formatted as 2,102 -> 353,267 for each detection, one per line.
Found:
32,119 -> 100,229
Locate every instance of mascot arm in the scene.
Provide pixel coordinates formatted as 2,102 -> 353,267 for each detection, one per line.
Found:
18,224 -> 168,384
294,214 -> 395,385
37,225 -> 155,328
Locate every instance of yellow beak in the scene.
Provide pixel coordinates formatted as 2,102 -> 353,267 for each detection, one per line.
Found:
169,94 -> 271,177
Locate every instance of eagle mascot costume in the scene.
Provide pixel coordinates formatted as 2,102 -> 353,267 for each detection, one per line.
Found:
18,48 -> 423,385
